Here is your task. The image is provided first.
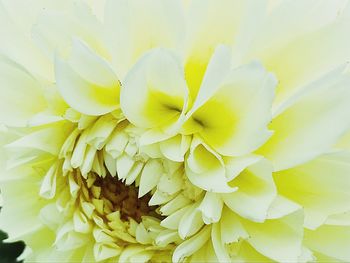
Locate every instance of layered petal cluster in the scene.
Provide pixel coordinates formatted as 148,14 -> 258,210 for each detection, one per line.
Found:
1,0 -> 350,262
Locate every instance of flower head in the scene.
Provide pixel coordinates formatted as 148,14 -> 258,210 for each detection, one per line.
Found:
1,0 -> 350,262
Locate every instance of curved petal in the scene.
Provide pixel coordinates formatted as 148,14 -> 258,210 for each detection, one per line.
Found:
178,202 -> 203,239
259,66 -> 350,170
55,40 -> 120,116
305,225 -> 350,262
0,56 -> 47,127
231,241 -> 274,262
0,3 -> 52,80
172,225 -> 211,262
184,59 -> 276,156
198,192 -> 223,224
211,223 -> 231,262
32,1 -> 108,61
274,151 -> 350,229
242,209 -> 304,262
185,138 -> 236,193
251,0 -> 350,106
159,134 -> 191,162
0,168 -> 47,241
222,158 -> 276,222
121,49 -> 188,131
184,0 -> 256,98
220,207 -> 248,244
104,0 -> 184,78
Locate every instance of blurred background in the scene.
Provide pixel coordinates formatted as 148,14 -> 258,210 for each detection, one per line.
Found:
0,230 -> 24,263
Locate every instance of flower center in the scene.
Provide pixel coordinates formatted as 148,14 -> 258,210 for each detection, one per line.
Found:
81,172 -> 161,223
95,175 -> 160,223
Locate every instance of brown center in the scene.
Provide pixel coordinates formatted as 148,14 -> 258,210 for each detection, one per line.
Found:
93,174 -> 161,223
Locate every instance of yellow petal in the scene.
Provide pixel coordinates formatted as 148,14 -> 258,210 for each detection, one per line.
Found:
104,0 -> 184,78
222,158 -> 276,222
0,57 -> 47,127
274,151 -> 350,229
185,58 -> 276,156
55,40 -> 120,116
251,0 -> 350,106
184,0 -> 247,98
242,209 -> 304,262
185,138 -> 236,193
259,66 -> 350,170
305,225 -> 350,262
121,49 -> 188,131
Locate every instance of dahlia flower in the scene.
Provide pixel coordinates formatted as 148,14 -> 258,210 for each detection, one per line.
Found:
1,0 -> 350,262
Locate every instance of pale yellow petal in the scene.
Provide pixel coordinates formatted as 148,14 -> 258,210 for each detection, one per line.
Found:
55,41 -> 120,116
274,151 -> 350,229
121,49 -> 188,131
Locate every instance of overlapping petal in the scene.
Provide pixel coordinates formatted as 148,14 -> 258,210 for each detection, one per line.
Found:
121,49 -> 189,133
55,40 -> 120,116
184,47 -> 277,156
259,66 -> 350,170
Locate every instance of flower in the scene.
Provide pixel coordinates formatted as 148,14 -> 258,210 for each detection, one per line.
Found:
1,0 -> 350,262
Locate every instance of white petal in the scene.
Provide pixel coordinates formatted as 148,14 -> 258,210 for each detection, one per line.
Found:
0,3 -> 52,80
305,225 -> 350,262
93,243 -> 121,261
220,207 -> 249,244
260,66 -> 350,170
6,121 -> 71,156
32,1 -> 108,61
104,0 -> 184,78
55,41 -> 120,116
274,151 -> 350,229
211,223 -> 231,262
222,159 -> 276,222
185,138 -> 236,193
252,0 -> 350,105
242,209 -> 304,262
159,134 -> 191,162
172,226 -> 211,262
161,206 -> 189,230
159,194 -> 191,216
267,195 -> 301,220
185,61 -> 276,156
178,203 -> 203,239
198,192 -> 223,224
184,0 -> 247,98
138,159 -> 163,197
0,57 -> 47,127
120,48 -> 188,130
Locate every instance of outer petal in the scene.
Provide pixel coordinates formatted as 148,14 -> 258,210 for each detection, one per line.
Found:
274,151 -> 350,229
55,40 -> 120,116
32,1 -> 108,61
222,158 -> 276,222
0,3 -> 52,80
121,49 -> 188,131
230,241 -> 274,263
0,172 -> 46,241
184,53 -> 277,156
0,57 -> 47,127
242,209 -> 304,262
259,66 -> 350,170
305,225 -> 350,262
184,0 -> 266,98
251,0 -> 350,106
104,0 -> 184,78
